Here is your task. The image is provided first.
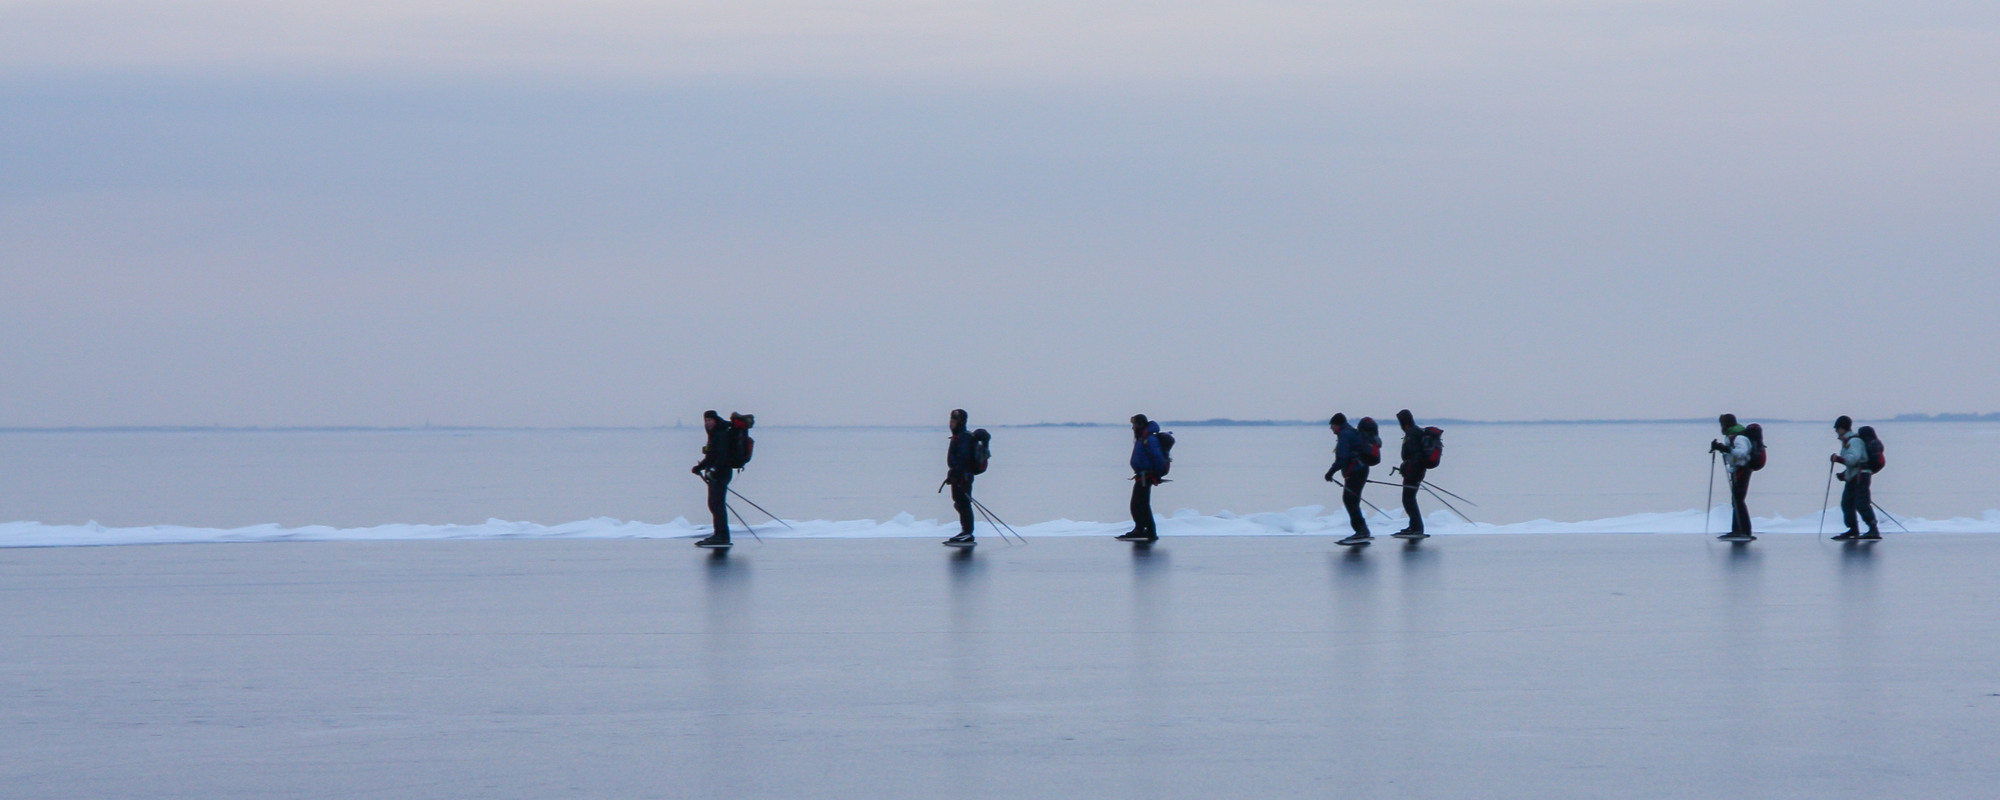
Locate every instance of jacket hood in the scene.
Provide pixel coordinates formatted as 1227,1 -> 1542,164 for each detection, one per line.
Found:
1726,424 -> 1746,436
1145,421 -> 1161,435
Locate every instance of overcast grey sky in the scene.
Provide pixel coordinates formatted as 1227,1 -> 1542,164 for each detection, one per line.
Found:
3,1 -> 1995,426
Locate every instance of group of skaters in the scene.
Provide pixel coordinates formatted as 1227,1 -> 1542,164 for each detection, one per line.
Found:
683,408 -> 1892,549
1708,413 -> 1887,542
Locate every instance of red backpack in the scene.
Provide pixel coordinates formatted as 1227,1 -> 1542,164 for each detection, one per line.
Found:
1743,423 -> 1766,471
1420,427 -> 1444,469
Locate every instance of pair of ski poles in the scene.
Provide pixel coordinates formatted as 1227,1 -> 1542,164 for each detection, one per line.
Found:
1381,468 -> 1478,523
708,474 -> 794,545
1816,462 -> 1910,536
938,479 -> 1027,544
1331,476 -> 1476,526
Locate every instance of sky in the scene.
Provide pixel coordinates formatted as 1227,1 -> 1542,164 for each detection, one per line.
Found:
2,1 -> 1996,427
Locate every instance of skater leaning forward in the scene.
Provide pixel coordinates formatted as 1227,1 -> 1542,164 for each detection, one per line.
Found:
1326,414 -> 1382,546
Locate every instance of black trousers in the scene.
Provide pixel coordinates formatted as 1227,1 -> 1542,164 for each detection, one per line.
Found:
706,468 -> 732,540
1342,465 -> 1370,536
952,475 -> 976,535
1400,464 -> 1427,531
1841,472 -> 1877,533
1729,469 -> 1752,535
1130,473 -> 1156,536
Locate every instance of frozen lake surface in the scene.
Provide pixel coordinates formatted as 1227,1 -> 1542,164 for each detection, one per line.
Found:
5,534 -> 1997,799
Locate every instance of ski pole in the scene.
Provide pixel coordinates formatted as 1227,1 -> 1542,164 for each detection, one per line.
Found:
1421,481 -> 1479,507
1871,501 -> 1911,534
1375,474 -> 1479,507
1332,479 -> 1395,524
1817,462 -> 1835,538
1418,484 -> 1472,524
971,500 -> 1022,545
725,503 -> 763,544
1704,450 -> 1720,536
970,498 -> 1024,544
726,488 -> 796,531
969,503 -> 1011,545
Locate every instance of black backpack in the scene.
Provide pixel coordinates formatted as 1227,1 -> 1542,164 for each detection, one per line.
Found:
1743,423 -> 1766,471
1155,431 -> 1176,477
1358,426 -> 1383,467
968,429 -> 991,475
726,413 -> 755,469
1859,426 -> 1885,473
1419,427 -> 1444,469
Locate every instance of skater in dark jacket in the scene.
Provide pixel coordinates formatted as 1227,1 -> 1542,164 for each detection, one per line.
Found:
1324,414 -> 1368,541
943,409 -> 979,547
1118,415 -> 1168,541
1830,416 -> 1879,541
1393,409 -> 1430,539
1709,413 -> 1755,541
692,410 -> 734,548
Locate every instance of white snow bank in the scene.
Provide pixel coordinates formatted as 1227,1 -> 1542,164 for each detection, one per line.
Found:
4,507 -> 1997,548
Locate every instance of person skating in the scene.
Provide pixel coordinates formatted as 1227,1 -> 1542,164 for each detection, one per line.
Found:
692,410 -> 736,548
1325,415 -> 1381,546
942,409 -> 979,547
1830,416 -> 1880,541
1117,415 -> 1169,541
1392,409 -> 1430,539
1709,413 -> 1757,541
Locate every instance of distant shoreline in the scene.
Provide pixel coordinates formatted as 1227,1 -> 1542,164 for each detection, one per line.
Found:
3,413 -> 1995,434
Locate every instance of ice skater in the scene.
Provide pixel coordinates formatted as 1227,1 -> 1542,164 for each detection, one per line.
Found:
1117,414 -> 1171,541
1392,409 -> 1432,539
942,409 -> 979,547
1709,413 -> 1760,542
1326,414 -> 1382,546
692,410 -> 740,548
1830,416 -> 1880,541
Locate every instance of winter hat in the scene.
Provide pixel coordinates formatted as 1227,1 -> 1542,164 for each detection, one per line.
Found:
1835,415 -> 1853,431
1330,413 -> 1347,428
1397,409 -> 1416,429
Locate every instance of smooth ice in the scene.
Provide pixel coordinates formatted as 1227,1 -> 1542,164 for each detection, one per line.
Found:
4,534 -> 1997,799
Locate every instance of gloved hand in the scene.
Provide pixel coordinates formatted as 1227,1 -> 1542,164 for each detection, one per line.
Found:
1324,467 -> 1336,482
691,464 -> 704,476
1830,453 -> 1842,464
1709,440 -> 1727,453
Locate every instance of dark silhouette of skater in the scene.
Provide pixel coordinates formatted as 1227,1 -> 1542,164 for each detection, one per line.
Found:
1118,415 -> 1169,541
1327,415 -> 1382,546
692,410 -> 736,548
1394,409 -> 1430,539
943,409 -> 978,547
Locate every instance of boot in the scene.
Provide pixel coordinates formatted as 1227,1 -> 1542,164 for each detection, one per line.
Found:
695,534 -> 731,548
